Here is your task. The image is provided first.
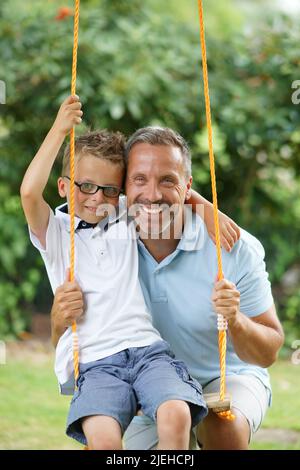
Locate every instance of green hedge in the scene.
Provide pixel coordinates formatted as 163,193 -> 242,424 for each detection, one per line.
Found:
0,0 -> 299,343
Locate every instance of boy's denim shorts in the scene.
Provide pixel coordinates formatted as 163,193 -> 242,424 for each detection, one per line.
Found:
124,374 -> 271,450
66,340 -> 208,445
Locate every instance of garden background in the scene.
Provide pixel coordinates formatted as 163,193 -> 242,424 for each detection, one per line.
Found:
0,0 -> 299,450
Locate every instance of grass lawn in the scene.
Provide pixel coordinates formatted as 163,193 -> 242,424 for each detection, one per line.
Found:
0,347 -> 299,450
250,361 -> 300,450
0,352 -> 80,450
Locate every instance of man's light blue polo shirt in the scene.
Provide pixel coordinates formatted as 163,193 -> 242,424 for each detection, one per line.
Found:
137,210 -> 274,395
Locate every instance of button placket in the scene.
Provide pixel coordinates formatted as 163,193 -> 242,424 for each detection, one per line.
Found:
89,233 -> 106,265
152,268 -> 168,302
96,238 -> 109,268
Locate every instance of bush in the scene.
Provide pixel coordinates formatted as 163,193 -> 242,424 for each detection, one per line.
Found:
0,0 -> 299,341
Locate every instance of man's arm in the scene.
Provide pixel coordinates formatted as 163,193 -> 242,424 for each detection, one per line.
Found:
212,279 -> 284,367
51,270 -> 84,347
187,189 -> 240,252
229,304 -> 284,367
20,95 -> 82,248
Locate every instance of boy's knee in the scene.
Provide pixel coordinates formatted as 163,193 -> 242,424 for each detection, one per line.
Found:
157,400 -> 191,433
82,415 -> 122,450
87,434 -> 122,450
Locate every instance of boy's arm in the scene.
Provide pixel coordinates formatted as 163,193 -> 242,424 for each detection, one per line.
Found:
20,95 -> 83,249
187,189 -> 240,252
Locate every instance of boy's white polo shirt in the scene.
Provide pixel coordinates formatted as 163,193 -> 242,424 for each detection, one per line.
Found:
29,198 -> 161,392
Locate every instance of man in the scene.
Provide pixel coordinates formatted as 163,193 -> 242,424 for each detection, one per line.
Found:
51,127 -> 284,450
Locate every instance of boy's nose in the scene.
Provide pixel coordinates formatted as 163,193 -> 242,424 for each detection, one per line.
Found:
90,189 -> 106,203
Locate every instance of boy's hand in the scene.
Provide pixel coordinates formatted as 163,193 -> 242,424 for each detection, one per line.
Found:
185,190 -> 240,252
206,210 -> 240,252
51,269 -> 84,346
52,95 -> 83,136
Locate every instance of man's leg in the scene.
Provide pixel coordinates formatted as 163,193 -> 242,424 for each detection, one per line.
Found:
123,415 -> 158,450
198,374 -> 270,450
123,415 -> 199,450
197,408 -> 250,450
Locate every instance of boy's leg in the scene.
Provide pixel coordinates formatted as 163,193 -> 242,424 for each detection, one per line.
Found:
156,400 -> 191,450
66,354 -> 137,446
82,415 -> 122,450
132,340 -> 207,449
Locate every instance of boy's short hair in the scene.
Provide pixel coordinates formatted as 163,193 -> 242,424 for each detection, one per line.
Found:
62,129 -> 126,175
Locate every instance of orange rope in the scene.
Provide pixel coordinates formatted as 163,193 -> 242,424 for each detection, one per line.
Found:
70,0 -> 80,387
197,0 -> 235,421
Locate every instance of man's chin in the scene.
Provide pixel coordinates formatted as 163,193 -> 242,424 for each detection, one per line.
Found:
136,210 -> 185,240
136,218 -> 174,239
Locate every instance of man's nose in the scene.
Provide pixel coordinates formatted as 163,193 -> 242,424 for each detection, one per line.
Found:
145,181 -> 162,203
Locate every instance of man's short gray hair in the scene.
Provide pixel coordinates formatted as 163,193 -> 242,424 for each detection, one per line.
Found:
125,126 -> 192,178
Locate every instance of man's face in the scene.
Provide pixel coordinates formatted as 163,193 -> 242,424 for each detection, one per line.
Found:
126,143 -> 192,237
58,154 -> 124,224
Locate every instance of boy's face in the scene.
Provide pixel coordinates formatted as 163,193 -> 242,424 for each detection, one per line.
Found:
58,154 -> 124,224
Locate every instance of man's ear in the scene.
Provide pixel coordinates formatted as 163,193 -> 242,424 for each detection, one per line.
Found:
57,177 -> 67,198
185,176 -> 193,201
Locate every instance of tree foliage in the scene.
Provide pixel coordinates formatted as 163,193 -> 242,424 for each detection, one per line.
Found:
0,0 -> 299,342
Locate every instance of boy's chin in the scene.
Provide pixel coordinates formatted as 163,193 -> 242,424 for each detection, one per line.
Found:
96,203 -> 118,219
84,212 -> 105,224
75,208 -> 101,224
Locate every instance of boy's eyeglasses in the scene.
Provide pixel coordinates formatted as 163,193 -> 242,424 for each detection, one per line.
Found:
63,176 -> 122,198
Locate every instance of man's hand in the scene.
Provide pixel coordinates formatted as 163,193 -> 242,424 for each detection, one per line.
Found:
51,269 -> 84,347
52,95 -> 83,136
212,279 -> 240,325
212,281 -> 284,367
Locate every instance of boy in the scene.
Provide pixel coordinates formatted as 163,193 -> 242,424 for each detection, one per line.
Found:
21,95 -> 208,449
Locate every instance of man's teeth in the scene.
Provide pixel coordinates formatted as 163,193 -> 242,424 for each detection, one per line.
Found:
141,206 -> 162,214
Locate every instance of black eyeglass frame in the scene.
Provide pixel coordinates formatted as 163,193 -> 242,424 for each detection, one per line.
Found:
63,176 -> 122,198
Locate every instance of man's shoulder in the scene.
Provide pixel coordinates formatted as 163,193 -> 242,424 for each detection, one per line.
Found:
234,228 -> 266,260
223,228 -> 268,281
188,214 -> 266,266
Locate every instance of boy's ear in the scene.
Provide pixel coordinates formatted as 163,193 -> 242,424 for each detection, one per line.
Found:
58,177 -> 67,198
185,176 -> 193,201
